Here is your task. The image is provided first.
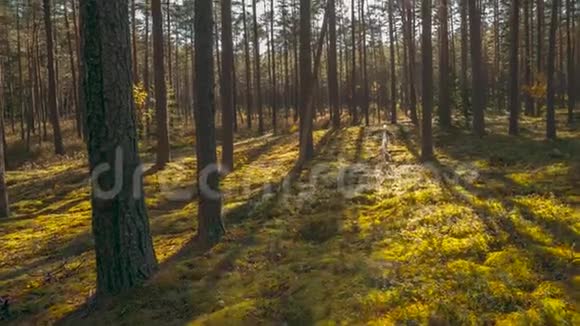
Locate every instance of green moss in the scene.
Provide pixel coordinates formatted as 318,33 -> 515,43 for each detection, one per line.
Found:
3,118 -> 579,325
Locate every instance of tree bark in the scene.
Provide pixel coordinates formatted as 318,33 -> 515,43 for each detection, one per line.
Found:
421,0 -> 434,160
194,0 -> 225,245
42,0 -> 65,155
267,0 -> 276,133
565,0 -> 575,123
80,0 -> 158,296
360,0 -> 369,126
64,2 -> 80,138
242,0 -> 253,129
328,0 -> 339,128
144,0 -> 151,136
0,63 -> 9,218
16,3 -> 26,142
299,0 -> 314,160
132,0 -> 139,84
166,0 -> 173,88
546,0 -> 559,139
438,0 -> 451,128
524,0 -> 534,116
351,0 -> 357,124
508,0 -> 520,135
405,0 -> 418,125
536,0 -> 544,115
469,0 -> 485,136
152,0 -> 170,166
460,0 -> 470,125
221,0 -> 235,172
389,0 -> 397,124
252,0 -> 264,134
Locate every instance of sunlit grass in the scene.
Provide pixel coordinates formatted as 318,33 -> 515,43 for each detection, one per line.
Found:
1,113 -> 579,325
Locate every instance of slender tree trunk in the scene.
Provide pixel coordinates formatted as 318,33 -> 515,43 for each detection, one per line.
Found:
64,2 -> 80,138
293,0 -> 300,122
242,0 -> 253,129
0,63 -> 9,218
166,0 -> 173,88
283,0 -> 291,125
27,42 -> 35,150
438,0 -> 451,128
546,0 -> 559,139
16,3 -> 26,142
421,0 -> 434,160
537,0 -> 544,115
509,0 -> 520,135
469,0 -> 485,136
271,0 -> 278,133
328,0 -> 339,128
194,0 -> 225,245
132,0 -> 139,84
80,0 -> 158,297
71,0 -> 86,140
252,0 -> 264,134
460,0 -> 470,125
405,0 -> 418,125
524,0 -> 534,115
144,0 -> 151,136
351,0 -> 357,124
566,0 -> 575,123
360,0 -> 369,126
42,0 -> 65,155
221,0 -> 234,172
389,0 -> 397,124
299,0 -> 314,160
152,0 -> 170,166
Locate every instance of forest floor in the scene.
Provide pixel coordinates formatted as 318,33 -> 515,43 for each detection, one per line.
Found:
1,112 -> 579,325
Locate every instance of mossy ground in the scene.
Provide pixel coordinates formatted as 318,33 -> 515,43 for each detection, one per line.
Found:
0,113 -> 578,325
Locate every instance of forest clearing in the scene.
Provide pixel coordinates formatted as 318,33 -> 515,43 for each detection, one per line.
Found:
0,0 -> 579,324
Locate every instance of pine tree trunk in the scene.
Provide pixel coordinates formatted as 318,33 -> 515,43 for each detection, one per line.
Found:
16,3 -> 26,142
546,0 -> 559,139
405,0 -> 418,125
194,0 -> 225,245
71,0 -> 86,140
166,0 -> 173,88
80,0 -> 158,296
351,0 -> 357,124
270,0 -> 278,133
0,63 -> 9,218
221,0 -> 235,172
42,0 -> 65,155
144,0 -> 151,136
328,0 -> 339,128
469,0 -> 485,136
438,0 -> 451,128
566,0 -> 575,123
421,0 -> 434,160
537,0 -> 544,115
460,0 -> 470,125
132,0 -> 139,84
508,0 -> 520,135
64,2 -> 80,138
389,0 -> 397,124
152,0 -> 170,166
360,0 -> 369,126
252,0 -> 264,134
242,0 -> 253,129
299,0 -> 314,160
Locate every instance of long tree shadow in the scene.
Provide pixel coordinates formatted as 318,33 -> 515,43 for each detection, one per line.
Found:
53,128 -> 340,325
397,124 -> 576,282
